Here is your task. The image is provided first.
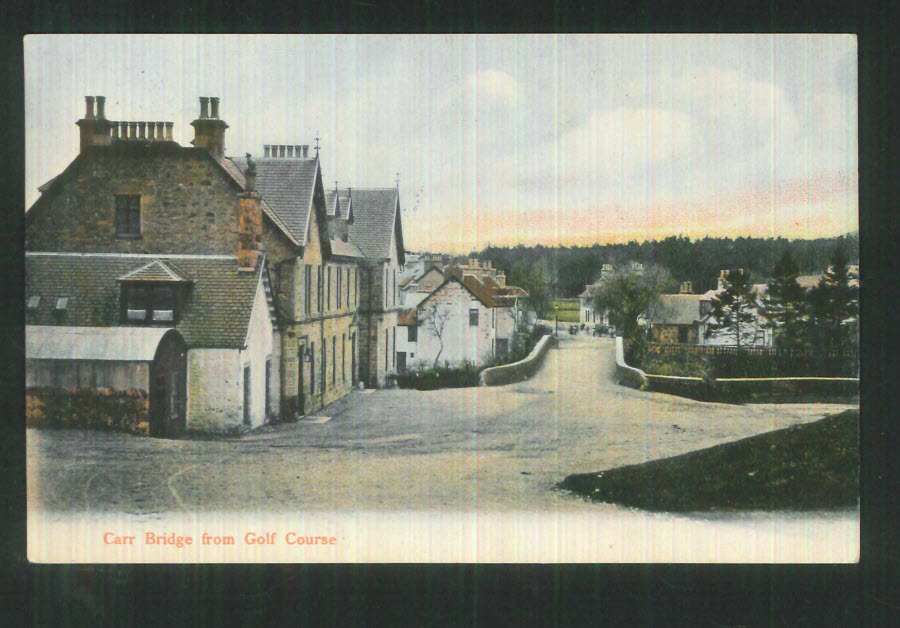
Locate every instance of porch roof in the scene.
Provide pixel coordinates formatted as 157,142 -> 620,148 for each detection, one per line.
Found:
26,325 -> 173,362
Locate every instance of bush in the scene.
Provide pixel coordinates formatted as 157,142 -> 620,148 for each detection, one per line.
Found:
396,361 -> 481,390
642,352 -> 713,380
26,387 -> 150,435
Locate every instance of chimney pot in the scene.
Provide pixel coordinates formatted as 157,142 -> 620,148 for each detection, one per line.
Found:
95,96 -> 106,119
287,145 -> 294,158
155,122 -> 165,140
279,145 -> 286,158
84,96 -> 95,119
138,121 -> 146,140
119,121 -> 128,139
295,145 -> 302,157
165,122 -> 173,141
147,121 -> 156,140
111,122 -> 120,140
263,145 -> 270,158
210,97 -> 219,118
199,97 -> 209,119
129,122 -> 138,139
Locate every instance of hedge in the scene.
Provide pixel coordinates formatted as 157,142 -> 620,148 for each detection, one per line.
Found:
26,387 -> 150,435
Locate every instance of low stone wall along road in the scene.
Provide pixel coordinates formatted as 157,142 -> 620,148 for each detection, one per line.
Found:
28,334 -> 857,514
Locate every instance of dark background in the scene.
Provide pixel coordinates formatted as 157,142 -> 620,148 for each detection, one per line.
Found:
2,0 -> 896,625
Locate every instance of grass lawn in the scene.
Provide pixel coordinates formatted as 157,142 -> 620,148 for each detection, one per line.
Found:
558,409 -> 858,512
552,300 -> 581,322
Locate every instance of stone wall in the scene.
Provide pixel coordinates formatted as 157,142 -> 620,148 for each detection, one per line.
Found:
186,347 -> 243,432
480,333 -> 556,386
27,146 -> 242,255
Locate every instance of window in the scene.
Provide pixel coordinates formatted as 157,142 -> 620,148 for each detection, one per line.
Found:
384,268 -> 388,306
304,265 -> 312,314
55,297 -> 69,311
327,267 -> 332,310
342,333 -> 346,382
123,284 -> 177,324
469,308 -> 479,326
27,296 -> 40,310
345,268 -> 350,308
310,341 -> 315,395
321,342 -> 326,392
115,195 -> 141,237
408,326 -> 417,342
336,267 -> 342,310
317,266 -> 323,312
392,327 -> 396,367
385,329 -> 389,371
678,326 -> 690,344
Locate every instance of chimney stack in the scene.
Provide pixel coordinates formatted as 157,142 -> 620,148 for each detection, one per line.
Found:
76,95 -> 113,152
237,158 -> 262,271
191,96 -> 228,157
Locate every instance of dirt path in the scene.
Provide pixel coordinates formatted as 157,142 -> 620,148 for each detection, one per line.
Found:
28,334 -> 856,513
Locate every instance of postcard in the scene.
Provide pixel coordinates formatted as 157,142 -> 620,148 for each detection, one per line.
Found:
25,34 -> 859,563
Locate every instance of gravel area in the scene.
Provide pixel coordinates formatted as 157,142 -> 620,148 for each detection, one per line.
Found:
27,335 -> 856,514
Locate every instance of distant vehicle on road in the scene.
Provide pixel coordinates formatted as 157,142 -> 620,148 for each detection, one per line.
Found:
593,324 -> 608,337
568,325 -> 579,335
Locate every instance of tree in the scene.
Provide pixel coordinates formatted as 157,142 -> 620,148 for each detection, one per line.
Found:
592,265 -> 675,339
704,269 -> 759,349
806,248 -> 859,353
419,301 -> 451,368
760,251 -> 807,350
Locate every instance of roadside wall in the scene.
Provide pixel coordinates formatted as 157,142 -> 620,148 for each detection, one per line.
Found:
480,333 -> 557,386
615,335 -> 648,389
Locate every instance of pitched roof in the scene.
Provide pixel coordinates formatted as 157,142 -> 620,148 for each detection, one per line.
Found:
116,259 -> 192,283
26,253 -> 265,349
345,188 -> 404,262
325,189 -> 341,218
397,308 -> 418,326
233,156 -> 319,246
655,294 -> 703,326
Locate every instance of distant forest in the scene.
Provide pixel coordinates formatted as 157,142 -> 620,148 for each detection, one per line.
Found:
470,233 -> 859,298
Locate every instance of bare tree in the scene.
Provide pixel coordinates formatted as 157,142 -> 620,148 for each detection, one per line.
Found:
420,302 -> 451,368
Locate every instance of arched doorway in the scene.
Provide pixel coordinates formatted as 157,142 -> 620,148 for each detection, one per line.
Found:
150,330 -> 187,438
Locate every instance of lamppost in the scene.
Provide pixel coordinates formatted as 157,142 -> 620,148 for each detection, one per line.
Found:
554,304 -> 559,337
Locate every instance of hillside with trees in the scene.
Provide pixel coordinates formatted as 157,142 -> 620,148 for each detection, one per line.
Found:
473,233 -> 859,299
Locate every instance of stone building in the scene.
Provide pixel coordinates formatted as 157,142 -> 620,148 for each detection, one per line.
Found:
25,95 -> 406,434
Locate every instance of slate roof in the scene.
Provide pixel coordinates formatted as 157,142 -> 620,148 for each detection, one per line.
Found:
26,253 -> 265,349
330,237 -> 365,259
325,189 -> 340,218
655,294 -> 704,326
345,188 -> 404,262
232,156 -> 319,246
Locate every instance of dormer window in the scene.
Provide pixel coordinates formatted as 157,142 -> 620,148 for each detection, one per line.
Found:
55,297 -> 69,311
27,296 -> 41,310
115,194 -> 141,237
123,284 -> 178,324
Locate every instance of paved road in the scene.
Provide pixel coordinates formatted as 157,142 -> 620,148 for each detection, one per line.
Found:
28,334 -> 856,514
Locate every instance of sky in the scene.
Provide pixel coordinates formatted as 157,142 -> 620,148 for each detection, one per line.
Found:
25,35 -> 858,254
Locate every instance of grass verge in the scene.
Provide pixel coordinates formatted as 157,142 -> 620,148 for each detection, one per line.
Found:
558,410 -> 858,512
